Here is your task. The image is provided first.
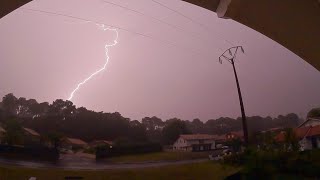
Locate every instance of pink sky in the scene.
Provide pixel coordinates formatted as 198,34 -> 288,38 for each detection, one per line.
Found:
0,0 -> 319,121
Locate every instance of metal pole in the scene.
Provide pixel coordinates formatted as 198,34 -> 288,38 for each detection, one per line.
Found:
219,46 -> 249,145
231,58 -> 249,145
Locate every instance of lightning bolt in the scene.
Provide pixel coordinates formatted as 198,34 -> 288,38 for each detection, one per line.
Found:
68,23 -> 119,101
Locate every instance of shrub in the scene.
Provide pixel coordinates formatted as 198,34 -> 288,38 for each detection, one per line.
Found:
225,148 -> 320,178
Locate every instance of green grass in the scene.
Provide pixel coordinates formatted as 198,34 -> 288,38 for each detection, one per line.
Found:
107,151 -> 213,163
0,162 -> 239,180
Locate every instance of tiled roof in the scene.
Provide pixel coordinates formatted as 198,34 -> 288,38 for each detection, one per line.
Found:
180,134 -> 219,140
23,127 -> 40,136
298,117 -> 320,127
90,140 -> 113,145
262,127 -> 283,133
308,125 -> 320,137
0,126 -> 6,133
227,131 -> 243,137
212,135 -> 226,141
66,137 -> 88,146
275,125 -> 320,142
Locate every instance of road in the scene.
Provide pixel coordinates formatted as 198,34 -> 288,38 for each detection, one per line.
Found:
0,156 -> 208,170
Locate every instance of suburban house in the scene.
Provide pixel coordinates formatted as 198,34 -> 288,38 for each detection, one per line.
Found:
298,117 -> 320,128
173,134 -> 218,152
261,127 -> 283,133
213,135 -> 227,148
23,127 -> 40,137
275,125 -> 320,151
22,127 -> 41,145
62,137 -> 88,151
89,140 -> 113,148
226,131 -> 243,141
0,126 -> 6,143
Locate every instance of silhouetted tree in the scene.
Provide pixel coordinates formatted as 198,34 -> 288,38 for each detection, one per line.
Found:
2,119 -> 24,145
0,93 -> 304,146
142,116 -> 164,131
46,132 -> 65,150
307,107 -> 320,118
2,93 -> 18,117
162,119 -> 191,145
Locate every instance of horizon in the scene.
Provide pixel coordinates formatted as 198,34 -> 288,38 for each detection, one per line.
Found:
0,93 -> 307,122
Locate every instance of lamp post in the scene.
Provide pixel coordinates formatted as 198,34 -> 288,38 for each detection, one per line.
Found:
219,46 -> 249,145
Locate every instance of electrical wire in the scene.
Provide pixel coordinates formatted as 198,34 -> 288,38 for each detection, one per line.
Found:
21,7 -> 210,57
101,0 -> 221,54
150,0 -> 235,47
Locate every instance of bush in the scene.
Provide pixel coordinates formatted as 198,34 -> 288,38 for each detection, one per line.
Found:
83,147 -> 96,154
225,148 -> 320,178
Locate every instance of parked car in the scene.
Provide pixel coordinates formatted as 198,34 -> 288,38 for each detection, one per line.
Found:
209,154 -> 223,161
209,148 -> 232,161
222,149 -> 232,155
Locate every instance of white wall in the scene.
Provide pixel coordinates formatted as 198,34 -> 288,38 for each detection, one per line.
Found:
303,120 -> 320,127
173,137 -> 188,150
173,137 -> 216,151
299,138 -> 313,151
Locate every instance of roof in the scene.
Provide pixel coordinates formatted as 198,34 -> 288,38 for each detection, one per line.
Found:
0,126 -> 6,133
23,127 -> 40,136
90,140 -> 113,145
275,125 -> 320,142
308,125 -> 320,137
180,134 -> 219,140
66,137 -> 88,146
212,135 -> 226,141
227,131 -> 243,137
298,118 -> 320,127
262,127 -> 283,133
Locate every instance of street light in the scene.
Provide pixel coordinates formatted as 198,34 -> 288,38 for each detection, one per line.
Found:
219,46 -> 249,145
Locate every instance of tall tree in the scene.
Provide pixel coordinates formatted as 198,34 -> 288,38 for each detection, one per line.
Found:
2,93 -> 18,117
2,119 -> 24,145
46,132 -> 65,150
162,119 -> 191,145
307,108 -> 320,118
142,116 -> 164,131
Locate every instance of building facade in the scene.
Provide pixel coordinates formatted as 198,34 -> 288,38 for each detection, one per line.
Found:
275,122 -> 320,151
173,134 -> 217,152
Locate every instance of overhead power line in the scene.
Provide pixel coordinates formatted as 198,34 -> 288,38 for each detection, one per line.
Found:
150,0 -> 234,47
21,8 -> 209,56
101,0 -> 221,54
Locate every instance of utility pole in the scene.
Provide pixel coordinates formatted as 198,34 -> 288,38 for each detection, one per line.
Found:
219,46 -> 249,145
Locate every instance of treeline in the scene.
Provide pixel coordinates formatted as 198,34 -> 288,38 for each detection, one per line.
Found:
0,93 -> 303,145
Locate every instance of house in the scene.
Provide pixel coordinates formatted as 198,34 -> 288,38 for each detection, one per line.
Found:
226,131 -> 243,141
89,140 -> 113,148
213,135 -> 227,148
22,127 -> 41,145
23,127 -> 40,137
62,137 -> 88,151
298,117 -> 320,128
261,127 -> 283,133
173,134 -> 218,152
0,126 -> 6,143
275,125 -> 320,151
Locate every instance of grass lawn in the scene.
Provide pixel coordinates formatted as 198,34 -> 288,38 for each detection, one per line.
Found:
0,162 -> 239,180
107,151 -> 214,163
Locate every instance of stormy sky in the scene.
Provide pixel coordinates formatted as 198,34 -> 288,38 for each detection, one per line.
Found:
0,0 -> 319,121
